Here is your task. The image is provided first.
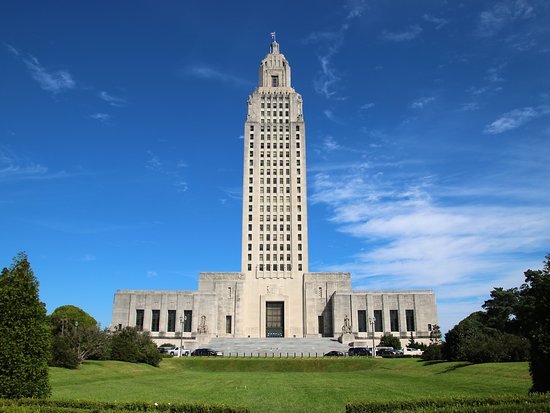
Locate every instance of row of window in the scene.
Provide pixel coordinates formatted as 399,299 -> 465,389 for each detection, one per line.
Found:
248,244 -> 302,253
249,151 -> 302,158
251,223 -> 303,232
356,309 -> 416,332
260,111 -> 289,117
250,142 -> 300,149
135,309 -> 193,333
256,263 -> 303,271
249,125 -> 300,132
260,102 -> 289,109
250,186 -> 302,194
249,159 -> 300,167
249,134 -> 300,141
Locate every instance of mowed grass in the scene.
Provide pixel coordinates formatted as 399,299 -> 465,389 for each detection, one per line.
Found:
50,358 -> 531,413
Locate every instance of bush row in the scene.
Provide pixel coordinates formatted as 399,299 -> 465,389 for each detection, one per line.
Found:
345,394 -> 550,413
0,399 -> 249,413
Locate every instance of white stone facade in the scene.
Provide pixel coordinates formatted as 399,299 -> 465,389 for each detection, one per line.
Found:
111,41 -> 438,347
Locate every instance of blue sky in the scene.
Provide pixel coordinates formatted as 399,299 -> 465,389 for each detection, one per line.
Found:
1,1 -> 549,335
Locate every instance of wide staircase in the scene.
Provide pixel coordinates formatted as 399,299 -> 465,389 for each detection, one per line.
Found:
206,337 -> 349,357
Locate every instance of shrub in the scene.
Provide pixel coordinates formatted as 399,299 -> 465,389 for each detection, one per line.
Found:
109,327 -> 162,367
49,335 -> 79,369
421,344 -> 444,361
0,253 -> 51,398
378,333 -> 402,350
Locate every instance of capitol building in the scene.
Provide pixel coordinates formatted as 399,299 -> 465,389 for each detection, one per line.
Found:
111,40 -> 437,346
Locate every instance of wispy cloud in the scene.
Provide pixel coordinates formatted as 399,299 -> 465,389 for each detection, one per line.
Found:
90,113 -> 111,123
380,25 -> 423,42
484,105 -> 550,134
82,254 -> 96,262
0,146 -> 69,181
323,109 -> 341,123
5,43 -> 20,56
323,136 -> 341,151
458,102 -> 480,112
410,96 -> 435,109
486,63 -> 507,83
303,0 -> 366,99
360,102 -> 375,110
183,65 -> 251,87
23,55 -> 75,93
145,150 -> 189,193
310,166 -> 550,333
423,14 -> 449,30
476,0 -> 535,37
147,270 -> 158,278
98,91 -> 126,107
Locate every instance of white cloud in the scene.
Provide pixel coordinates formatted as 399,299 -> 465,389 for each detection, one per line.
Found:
323,136 -> 341,151
83,254 -> 96,262
5,43 -> 20,56
486,63 -> 507,83
458,102 -> 480,112
145,150 -> 163,171
484,105 -> 550,134
147,271 -> 158,278
90,113 -> 111,123
311,169 -> 550,333
423,14 -> 448,30
360,102 -> 375,110
22,55 -> 75,93
98,91 -> 126,107
380,25 -> 423,42
0,146 -> 69,181
476,0 -> 535,37
410,96 -> 435,109
184,65 -> 251,87
323,109 -> 340,123
174,180 -> 188,193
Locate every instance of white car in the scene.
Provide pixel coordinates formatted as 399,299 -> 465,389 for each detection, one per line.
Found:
169,347 -> 190,357
402,347 -> 423,356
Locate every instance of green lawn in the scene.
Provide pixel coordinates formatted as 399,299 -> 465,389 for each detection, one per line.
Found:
50,358 -> 531,413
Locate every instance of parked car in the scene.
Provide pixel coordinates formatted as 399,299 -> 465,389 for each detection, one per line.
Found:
402,347 -> 423,356
158,345 -> 176,354
323,351 -> 345,357
348,347 -> 371,357
376,348 -> 398,357
191,348 -> 223,357
169,347 -> 190,357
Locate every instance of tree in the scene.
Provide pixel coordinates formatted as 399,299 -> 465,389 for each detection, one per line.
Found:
49,305 -> 107,368
0,253 -> 51,398
516,254 -> 550,393
481,287 -> 521,334
429,324 -> 442,344
407,332 -> 427,351
108,327 -> 162,367
378,333 -> 402,350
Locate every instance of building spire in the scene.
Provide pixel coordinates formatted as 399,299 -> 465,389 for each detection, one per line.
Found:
269,32 -> 280,54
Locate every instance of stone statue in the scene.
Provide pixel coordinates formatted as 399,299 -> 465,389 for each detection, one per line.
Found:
342,315 -> 352,334
197,315 -> 208,335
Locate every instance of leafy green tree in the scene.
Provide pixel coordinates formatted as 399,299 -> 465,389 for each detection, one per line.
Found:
516,254 -> 550,393
378,333 -> 402,350
49,305 -> 107,368
0,253 -> 51,398
429,324 -> 442,344
109,327 -> 162,367
407,332 -> 427,350
481,287 -> 521,334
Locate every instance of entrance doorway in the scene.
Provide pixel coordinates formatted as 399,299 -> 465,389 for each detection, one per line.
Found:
266,302 -> 284,337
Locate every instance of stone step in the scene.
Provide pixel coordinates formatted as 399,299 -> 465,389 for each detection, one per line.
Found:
204,337 -> 349,357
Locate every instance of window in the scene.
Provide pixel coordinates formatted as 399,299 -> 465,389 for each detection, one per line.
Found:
271,76 -> 279,87
406,310 -> 416,331
374,310 -> 383,332
298,264 -> 302,271
136,309 -> 144,331
228,287 -> 232,298
226,315 -> 232,334
250,125 -> 254,131
167,310 -> 176,332
151,310 -> 160,332
358,310 -> 367,332
183,310 -> 192,332
390,310 -> 399,332
298,254 -> 302,261
296,125 -> 300,131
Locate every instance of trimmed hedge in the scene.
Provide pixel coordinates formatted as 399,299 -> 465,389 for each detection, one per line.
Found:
0,399 -> 249,413
345,394 -> 550,413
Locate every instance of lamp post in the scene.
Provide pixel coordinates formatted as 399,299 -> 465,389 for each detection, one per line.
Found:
179,315 -> 184,357
369,317 -> 376,358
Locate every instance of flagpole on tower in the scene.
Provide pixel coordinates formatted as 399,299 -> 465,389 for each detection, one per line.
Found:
270,32 -> 276,42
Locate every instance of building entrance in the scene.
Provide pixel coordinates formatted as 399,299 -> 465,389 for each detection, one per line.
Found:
266,302 -> 284,337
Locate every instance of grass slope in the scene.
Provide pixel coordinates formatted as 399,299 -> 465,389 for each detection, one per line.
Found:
50,358 -> 530,413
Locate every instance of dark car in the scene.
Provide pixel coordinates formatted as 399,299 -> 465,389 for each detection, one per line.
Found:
191,348 -> 223,357
323,351 -> 345,357
376,348 -> 398,357
348,347 -> 371,357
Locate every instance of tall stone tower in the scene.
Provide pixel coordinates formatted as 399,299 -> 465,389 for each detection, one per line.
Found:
240,40 -> 309,337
